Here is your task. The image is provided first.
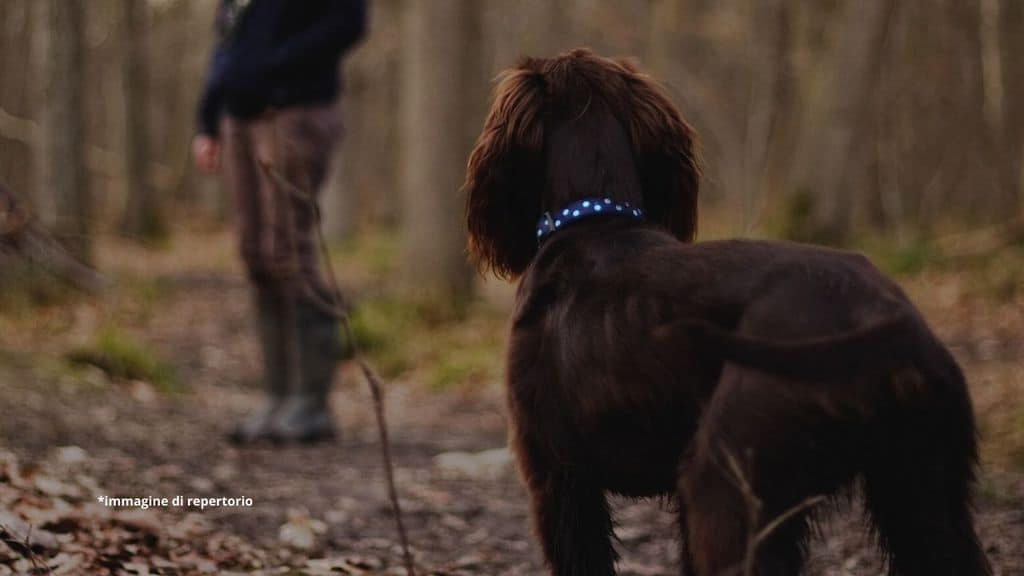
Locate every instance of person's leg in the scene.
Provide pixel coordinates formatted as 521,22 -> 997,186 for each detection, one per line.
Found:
263,103 -> 344,443
221,116 -> 296,444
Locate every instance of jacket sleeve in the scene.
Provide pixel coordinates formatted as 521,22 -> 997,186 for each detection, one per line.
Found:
197,48 -> 230,136
267,0 -> 367,76
195,1 -> 232,136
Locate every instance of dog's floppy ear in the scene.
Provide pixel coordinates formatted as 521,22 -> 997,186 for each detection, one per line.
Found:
464,61 -> 548,279
618,60 -> 700,243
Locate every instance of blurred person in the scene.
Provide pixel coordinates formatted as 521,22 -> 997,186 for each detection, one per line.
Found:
192,0 -> 367,444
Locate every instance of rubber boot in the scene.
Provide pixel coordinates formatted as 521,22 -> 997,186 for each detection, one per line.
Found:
228,288 -> 295,444
270,300 -> 339,443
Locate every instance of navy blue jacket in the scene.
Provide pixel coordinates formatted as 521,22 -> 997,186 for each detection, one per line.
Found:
197,0 -> 367,136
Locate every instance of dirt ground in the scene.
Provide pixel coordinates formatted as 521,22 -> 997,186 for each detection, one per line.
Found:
1,232 -> 1023,575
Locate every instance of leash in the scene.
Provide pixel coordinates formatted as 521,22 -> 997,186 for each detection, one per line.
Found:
258,161 -> 417,576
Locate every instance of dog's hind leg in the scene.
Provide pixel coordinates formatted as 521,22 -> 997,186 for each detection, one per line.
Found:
682,366 -> 841,575
512,419 -> 618,575
679,451 -> 748,576
681,444 -> 811,576
863,360 -> 991,576
522,460 -> 618,576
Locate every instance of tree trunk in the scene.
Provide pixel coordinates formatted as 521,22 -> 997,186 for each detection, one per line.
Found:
398,0 -> 479,305
999,0 -> 1024,214
40,0 -> 90,262
490,0 -> 576,71
157,0 -> 195,209
646,0 -> 682,79
738,0 -> 794,234
945,0 -> 1005,218
790,0 -> 895,245
120,0 -> 165,241
0,1 -> 36,205
324,0 -> 402,238
757,0 -> 799,216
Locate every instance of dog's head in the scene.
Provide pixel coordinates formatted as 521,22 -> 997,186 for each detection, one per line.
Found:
464,48 -> 700,279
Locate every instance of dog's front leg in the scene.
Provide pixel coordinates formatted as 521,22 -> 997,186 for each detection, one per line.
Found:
526,467 -> 618,576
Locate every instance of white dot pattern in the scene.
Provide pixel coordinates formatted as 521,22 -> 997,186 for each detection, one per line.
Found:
536,197 -> 644,243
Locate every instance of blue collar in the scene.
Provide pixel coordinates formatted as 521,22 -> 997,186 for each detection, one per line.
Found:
536,197 -> 644,243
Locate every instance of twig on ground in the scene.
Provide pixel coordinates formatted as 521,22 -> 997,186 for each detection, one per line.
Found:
0,184 -> 106,294
0,522 -> 54,575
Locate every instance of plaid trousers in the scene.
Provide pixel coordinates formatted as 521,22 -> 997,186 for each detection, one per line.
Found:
220,103 -> 340,301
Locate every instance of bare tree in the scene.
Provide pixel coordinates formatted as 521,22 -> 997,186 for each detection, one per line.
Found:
946,0 -> 1008,218
120,0 -> 165,241
2,0 -> 1022,255
39,0 -> 90,262
736,0 -> 796,234
999,0 -> 1024,214
788,0 -> 895,244
0,1 -> 37,203
398,0 -> 481,304
489,0 -> 576,71
324,0 -> 402,239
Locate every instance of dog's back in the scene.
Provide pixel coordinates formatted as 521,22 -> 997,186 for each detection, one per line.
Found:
511,221 -> 987,575
510,223 -> 910,484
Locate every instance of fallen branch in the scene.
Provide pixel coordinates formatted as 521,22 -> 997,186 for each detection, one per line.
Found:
0,183 -> 106,294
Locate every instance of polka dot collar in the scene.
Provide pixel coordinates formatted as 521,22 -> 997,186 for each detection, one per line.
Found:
536,197 -> 644,243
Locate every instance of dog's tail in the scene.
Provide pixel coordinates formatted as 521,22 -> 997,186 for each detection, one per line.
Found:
689,311 -> 920,379
859,341 -> 991,575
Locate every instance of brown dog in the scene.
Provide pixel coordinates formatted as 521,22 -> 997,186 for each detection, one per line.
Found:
463,49 -> 990,576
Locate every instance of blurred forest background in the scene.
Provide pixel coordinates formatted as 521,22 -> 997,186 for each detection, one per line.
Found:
1,0 -> 1022,298
1,1 -> 1023,574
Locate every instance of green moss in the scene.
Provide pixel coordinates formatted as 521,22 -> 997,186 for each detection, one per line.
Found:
325,228 -> 507,387
113,275 -> 168,322
862,239 -> 936,278
344,292 -> 504,386
770,188 -> 817,242
333,229 -> 399,277
67,327 -> 179,393
429,345 -> 498,392
348,298 -> 415,351
346,297 -> 419,377
769,187 -> 849,245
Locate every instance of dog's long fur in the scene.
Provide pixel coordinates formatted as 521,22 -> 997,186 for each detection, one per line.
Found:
464,50 -> 990,576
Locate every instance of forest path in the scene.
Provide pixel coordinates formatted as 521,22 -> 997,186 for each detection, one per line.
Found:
1,235 -> 1022,575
